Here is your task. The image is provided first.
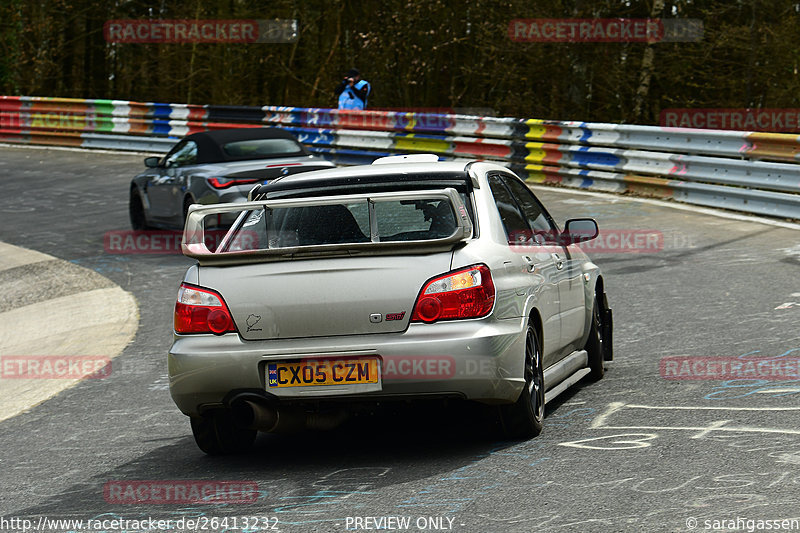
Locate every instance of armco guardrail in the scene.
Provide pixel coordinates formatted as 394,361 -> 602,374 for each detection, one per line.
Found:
3,95 -> 800,219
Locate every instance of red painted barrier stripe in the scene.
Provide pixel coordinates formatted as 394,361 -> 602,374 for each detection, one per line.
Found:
0,96 -> 23,114
186,105 -> 208,121
453,140 -> 512,158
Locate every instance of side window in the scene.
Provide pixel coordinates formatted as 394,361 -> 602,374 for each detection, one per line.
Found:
164,141 -> 198,168
488,175 -> 529,244
503,176 -> 558,243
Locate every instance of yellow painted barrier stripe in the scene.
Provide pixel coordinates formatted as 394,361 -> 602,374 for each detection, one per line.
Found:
524,121 -> 548,140
524,141 -> 548,162
394,136 -> 450,153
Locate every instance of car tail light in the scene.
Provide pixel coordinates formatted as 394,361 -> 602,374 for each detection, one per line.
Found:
208,177 -> 262,189
411,265 -> 495,323
174,283 -> 236,335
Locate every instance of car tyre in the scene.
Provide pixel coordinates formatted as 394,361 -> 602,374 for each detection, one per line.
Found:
190,411 -> 257,455
585,297 -> 606,381
129,189 -> 150,230
183,196 -> 195,227
500,325 -> 544,439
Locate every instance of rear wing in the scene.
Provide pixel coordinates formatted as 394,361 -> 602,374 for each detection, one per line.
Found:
182,188 -> 473,266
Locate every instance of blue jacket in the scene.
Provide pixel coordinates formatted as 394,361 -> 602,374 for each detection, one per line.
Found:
338,80 -> 370,110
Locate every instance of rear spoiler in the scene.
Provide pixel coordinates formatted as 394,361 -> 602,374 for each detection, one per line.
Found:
182,188 -> 473,265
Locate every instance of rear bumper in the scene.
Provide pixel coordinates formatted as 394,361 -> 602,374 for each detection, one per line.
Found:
169,317 -> 526,417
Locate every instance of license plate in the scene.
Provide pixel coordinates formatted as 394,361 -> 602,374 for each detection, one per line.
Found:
267,357 -> 379,388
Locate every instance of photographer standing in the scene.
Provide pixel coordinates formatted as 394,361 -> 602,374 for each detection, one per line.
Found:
335,68 -> 371,110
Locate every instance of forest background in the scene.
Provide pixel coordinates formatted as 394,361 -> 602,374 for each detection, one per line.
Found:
1,0 -> 798,124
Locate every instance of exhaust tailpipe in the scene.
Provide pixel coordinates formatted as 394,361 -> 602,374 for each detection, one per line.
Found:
232,399 -> 349,433
232,400 -> 278,431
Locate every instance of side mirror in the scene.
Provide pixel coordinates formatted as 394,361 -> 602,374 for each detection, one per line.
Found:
144,156 -> 161,168
562,218 -> 599,244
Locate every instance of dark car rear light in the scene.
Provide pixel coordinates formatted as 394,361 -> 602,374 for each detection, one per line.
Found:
208,177 -> 262,189
174,283 -> 236,335
411,265 -> 495,323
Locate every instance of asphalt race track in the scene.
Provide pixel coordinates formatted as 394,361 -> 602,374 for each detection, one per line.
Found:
1,145 -> 800,533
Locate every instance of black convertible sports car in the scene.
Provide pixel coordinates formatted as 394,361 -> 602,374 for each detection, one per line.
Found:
129,128 -> 334,230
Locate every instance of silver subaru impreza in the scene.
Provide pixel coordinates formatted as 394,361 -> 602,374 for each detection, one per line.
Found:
169,154 -> 613,454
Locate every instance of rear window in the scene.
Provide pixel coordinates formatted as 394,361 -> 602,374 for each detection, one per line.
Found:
224,198 -> 458,251
375,200 -> 456,241
222,138 -> 304,159
254,176 -> 475,225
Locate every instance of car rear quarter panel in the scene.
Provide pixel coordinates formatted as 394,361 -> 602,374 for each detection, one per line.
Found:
458,174 -> 562,362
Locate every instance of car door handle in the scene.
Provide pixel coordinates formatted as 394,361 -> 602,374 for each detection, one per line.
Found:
523,256 -> 536,272
551,253 -> 564,270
